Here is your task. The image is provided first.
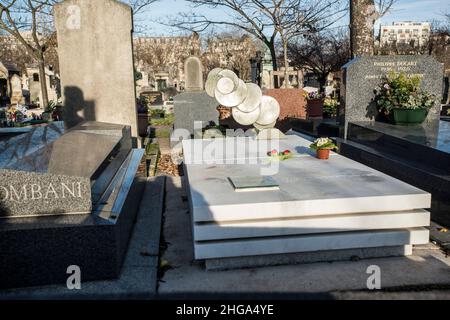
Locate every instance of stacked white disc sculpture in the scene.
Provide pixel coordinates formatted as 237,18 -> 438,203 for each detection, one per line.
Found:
205,69 -> 280,130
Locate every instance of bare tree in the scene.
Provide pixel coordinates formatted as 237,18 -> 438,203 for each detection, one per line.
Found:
0,0 -> 157,108
202,33 -> 260,80
166,0 -> 346,87
0,0 -> 58,107
350,0 -> 396,57
350,0 -> 397,58
288,28 -> 350,90
128,0 -> 159,33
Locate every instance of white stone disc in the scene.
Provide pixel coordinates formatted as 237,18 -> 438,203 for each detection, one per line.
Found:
218,69 -> 239,83
207,68 -> 223,79
255,96 -> 280,126
235,83 -> 262,113
253,121 -> 277,130
217,77 -> 235,95
205,74 -> 221,97
215,79 -> 248,107
232,104 -> 261,126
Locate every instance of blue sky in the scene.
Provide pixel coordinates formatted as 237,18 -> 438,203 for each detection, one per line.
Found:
138,0 -> 450,36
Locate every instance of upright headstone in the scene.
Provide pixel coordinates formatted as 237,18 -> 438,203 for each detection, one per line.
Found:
341,55 -> 444,134
173,92 -> 219,139
54,0 -> 138,145
9,74 -> 24,105
184,56 -> 204,92
173,57 -> 218,142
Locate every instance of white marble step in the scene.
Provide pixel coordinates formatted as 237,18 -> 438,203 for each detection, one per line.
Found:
194,209 -> 430,241
194,227 -> 429,259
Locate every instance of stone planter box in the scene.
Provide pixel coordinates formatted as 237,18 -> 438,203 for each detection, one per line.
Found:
137,114 -> 151,137
392,109 -> 428,125
307,99 -> 324,118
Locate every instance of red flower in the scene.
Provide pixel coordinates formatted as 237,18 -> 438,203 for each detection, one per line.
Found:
270,149 -> 278,155
283,150 -> 291,155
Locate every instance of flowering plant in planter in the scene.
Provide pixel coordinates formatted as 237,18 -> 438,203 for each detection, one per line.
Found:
309,137 -> 338,160
323,97 -> 339,118
304,91 -> 325,100
375,72 -> 435,124
304,92 -> 326,118
267,149 -> 293,161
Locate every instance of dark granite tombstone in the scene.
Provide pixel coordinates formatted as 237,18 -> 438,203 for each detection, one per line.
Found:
338,56 -> 449,226
173,92 -> 219,140
341,55 -> 444,136
173,58 -> 219,142
0,121 -> 144,289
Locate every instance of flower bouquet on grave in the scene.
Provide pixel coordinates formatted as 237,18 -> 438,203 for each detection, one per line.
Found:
374,71 -> 435,125
267,149 -> 293,161
5,106 -> 25,126
309,137 -> 338,160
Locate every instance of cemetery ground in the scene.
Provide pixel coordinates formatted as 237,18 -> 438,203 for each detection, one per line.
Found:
1,137 -> 450,300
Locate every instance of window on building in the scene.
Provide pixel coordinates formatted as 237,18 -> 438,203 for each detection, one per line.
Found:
33,73 -> 39,82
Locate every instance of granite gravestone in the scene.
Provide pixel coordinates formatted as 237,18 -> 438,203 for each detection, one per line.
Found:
54,0 -> 139,146
184,56 -> 204,92
341,55 -> 444,134
0,121 -> 144,289
0,170 -> 91,218
173,57 -> 219,141
0,122 -> 129,218
9,75 -> 24,105
173,92 -> 219,139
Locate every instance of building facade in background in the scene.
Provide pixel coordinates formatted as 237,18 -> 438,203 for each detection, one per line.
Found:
134,33 -> 202,93
134,33 -> 260,95
380,22 -> 431,48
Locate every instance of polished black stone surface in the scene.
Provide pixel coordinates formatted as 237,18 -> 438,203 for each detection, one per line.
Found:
348,121 -> 450,173
341,120 -> 450,227
0,121 -> 143,289
0,121 -> 131,177
0,155 -> 145,289
350,121 -> 450,154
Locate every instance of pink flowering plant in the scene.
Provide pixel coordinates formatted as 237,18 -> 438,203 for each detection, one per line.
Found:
267,149 -> 293,161
375,71 -> 435,116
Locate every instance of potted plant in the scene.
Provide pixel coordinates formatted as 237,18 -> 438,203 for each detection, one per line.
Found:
309,137 -> 338,160
137,97 -> 150,137
41,101 -> 57,122
304,92 -> 325,118
375,72 -> 436,125
323,97 -> 339,119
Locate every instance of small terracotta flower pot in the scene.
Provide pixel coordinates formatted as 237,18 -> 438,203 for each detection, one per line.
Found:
316,149 -> 330,160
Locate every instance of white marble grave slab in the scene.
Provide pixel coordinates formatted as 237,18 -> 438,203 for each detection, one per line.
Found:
183,135 -> 431,260
184,140 -> 430,222
194,209 -> 430,241
194,228 -> 429,259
